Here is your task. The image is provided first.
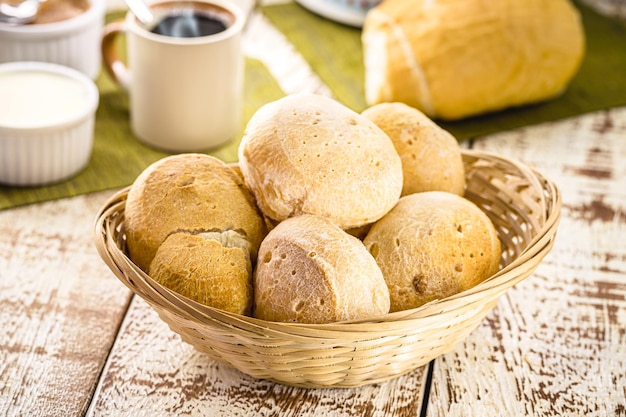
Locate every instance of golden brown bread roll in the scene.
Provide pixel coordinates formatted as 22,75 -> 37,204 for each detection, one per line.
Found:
363,192 -> 501,312
238,93 -> 403,230
149,232 -> 253,315
362,102 -> 465,196
362,0 -> 585,120
254,214 -> 390,323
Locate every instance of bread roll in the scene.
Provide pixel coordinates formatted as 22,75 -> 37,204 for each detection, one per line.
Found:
238,93 -> 403,230
149,232 -> 253,315
362,102 -> 465,196
254,214 -> 390,323
362,0 -> 585,120
363,192 -> 501,312
124,153 -> 267,274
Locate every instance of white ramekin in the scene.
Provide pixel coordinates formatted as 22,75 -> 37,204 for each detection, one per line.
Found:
0,62 -> 99,186
0,0 -> 106,79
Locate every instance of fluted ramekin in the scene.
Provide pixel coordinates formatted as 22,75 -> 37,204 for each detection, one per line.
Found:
0,62 -> 99,186
0,0 -> 105,79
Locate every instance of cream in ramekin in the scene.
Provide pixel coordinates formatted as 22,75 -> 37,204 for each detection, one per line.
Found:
0,62 -> 99,186
0,0 -> 105,79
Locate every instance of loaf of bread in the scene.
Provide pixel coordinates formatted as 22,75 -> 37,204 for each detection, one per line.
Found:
362,102 -> 465,196
124,154 -> 267,313
362,0 -> 585,120
238,93 -> 403,230
254,214 -> 390,323
363,191 -> 501,312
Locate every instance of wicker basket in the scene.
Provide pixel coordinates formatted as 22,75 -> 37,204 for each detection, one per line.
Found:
93,149 -> 561,388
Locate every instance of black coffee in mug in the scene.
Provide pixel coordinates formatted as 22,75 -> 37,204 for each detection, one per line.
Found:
151,10 -> 227,38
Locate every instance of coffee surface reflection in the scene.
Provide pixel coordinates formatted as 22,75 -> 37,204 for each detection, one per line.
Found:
150,11 -> 227,37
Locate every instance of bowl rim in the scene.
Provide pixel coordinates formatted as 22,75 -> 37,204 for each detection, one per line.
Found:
295,0 -> 381,27
0,61 -> 99,132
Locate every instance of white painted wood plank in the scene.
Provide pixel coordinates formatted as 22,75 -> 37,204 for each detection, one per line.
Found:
0,191 -> 133,417
427,108 -> 626,416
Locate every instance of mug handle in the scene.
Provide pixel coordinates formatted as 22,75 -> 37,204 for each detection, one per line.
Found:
101,20 -> 131,92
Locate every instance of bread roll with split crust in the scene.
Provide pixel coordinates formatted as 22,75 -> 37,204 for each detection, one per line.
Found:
254,214 -> 390,324
238,93 -> 403,230
362,0 -> 585,120
363,191 -> 501,312
362,102 -> 465,196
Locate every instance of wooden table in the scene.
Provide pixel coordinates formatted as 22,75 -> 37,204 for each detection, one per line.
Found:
2,1 -> 625,416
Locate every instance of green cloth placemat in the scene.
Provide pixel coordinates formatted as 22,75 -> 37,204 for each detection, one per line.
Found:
262,1 -> 626,140
0,16 -> 285,211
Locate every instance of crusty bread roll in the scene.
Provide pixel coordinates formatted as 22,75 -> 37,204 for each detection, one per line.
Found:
362,0 -> 585,120
238,93 -> 403,230
124,153 -> 267,275
362,102 -> 465,196
149,232 -> 253,315
254,214 -> 390,323
363,192 -> 501,312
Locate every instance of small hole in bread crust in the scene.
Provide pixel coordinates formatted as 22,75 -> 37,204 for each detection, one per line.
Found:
413,275 -> 427,294
263,251 -> 272,263
294,300 -> 305,312
455,263 -> 463,272
176,175 -> 195,186
280,253 -> 287,260
309,251 -> 317,258
318,299 -> 325,306
368,243 -> 379,258
291,269 -> 297,275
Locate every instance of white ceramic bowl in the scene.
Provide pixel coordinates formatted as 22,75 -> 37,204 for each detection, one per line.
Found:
296,0 -> 382,27
0,62 -> 99,186
0,0 -> 105,79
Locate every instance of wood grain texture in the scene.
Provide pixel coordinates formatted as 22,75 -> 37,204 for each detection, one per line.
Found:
2,1 -> 625,416
0,191 -> 132,417
427,108 -> 626,416
87,296 -> 428,417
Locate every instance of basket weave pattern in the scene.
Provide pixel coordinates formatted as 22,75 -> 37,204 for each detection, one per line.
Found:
94,149 -> 561,388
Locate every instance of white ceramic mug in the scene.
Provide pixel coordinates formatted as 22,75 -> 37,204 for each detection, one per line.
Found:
101,0 -> 245,152
0,0 -> 105,80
